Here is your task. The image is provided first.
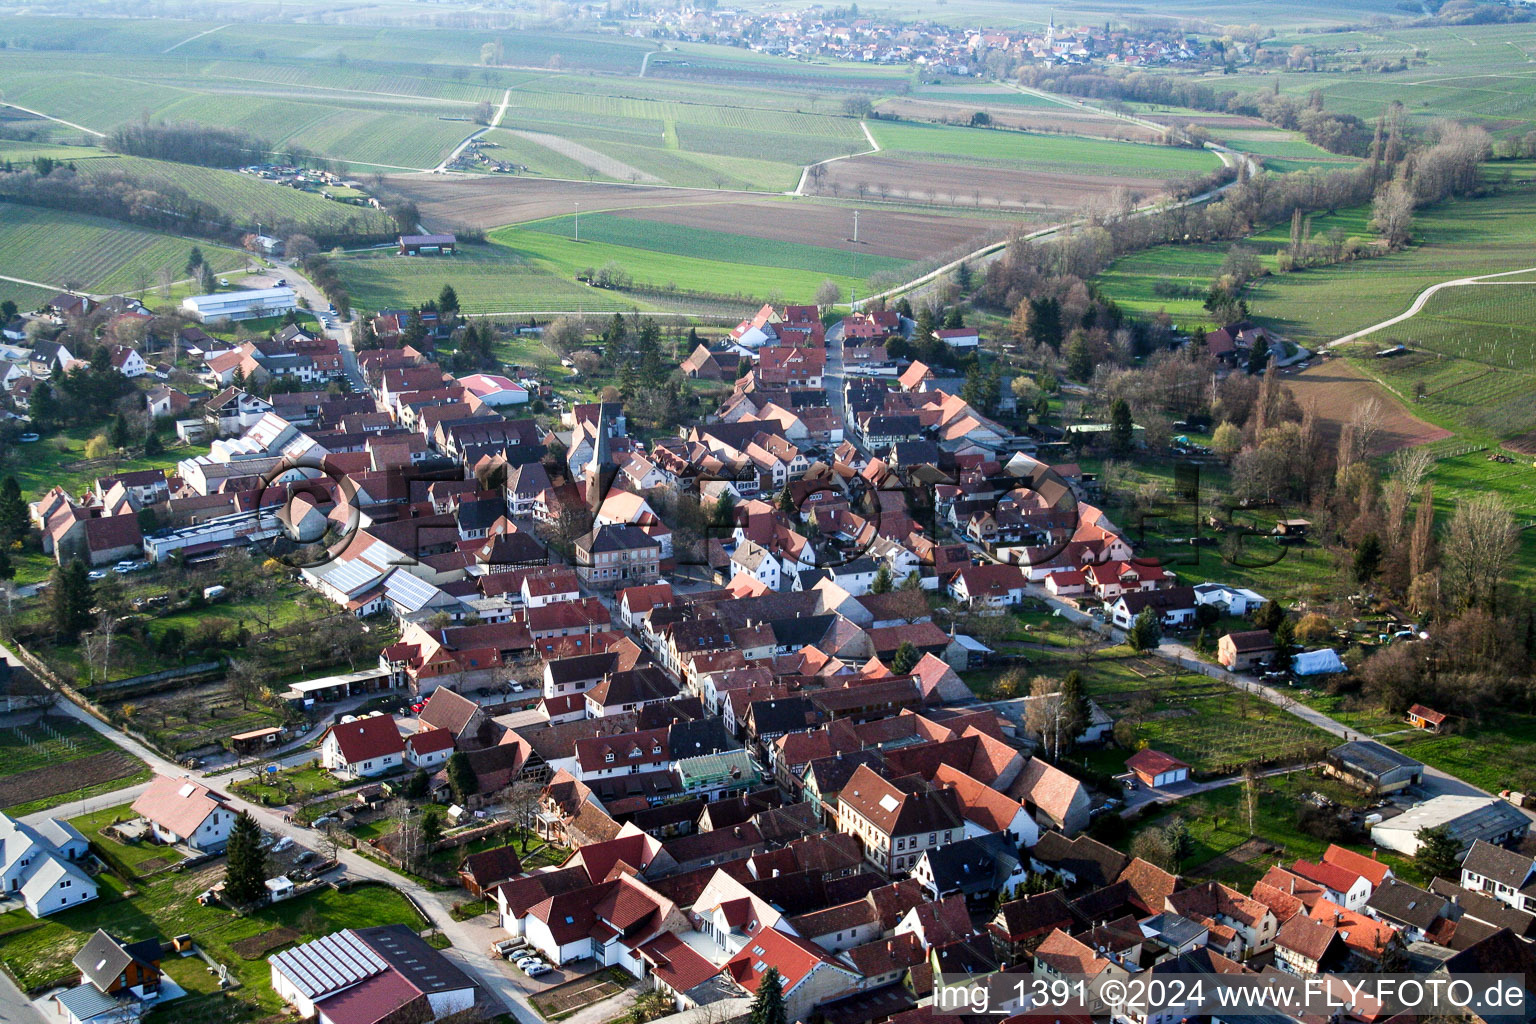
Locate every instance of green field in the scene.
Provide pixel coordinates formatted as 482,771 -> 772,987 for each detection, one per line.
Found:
866,119 -> 1223,177
333,247 -> 645,316
1341,284 -> 1536,439
337,215 -> 896,317
493,221 -> 888,304
0,857 -> 426,1009
0,19 -> 881,188
0,203 -> 246,295
524,213 -> 908,278
1210,23 -> 1536,139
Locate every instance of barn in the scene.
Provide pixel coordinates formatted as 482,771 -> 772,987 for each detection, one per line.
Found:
399,234 -> 457,256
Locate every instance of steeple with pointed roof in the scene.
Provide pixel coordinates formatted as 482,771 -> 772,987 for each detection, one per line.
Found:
586,404 -> 617,516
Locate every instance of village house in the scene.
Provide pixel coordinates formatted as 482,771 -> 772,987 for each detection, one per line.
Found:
130,775 -> 237,852
0,812 -> 95,918
834,764 -> 964,874
1217,629 -> 1276,672
320,714 -> 406,779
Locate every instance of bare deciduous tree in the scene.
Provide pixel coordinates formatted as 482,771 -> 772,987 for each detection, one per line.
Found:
1441,493 -> 1517,611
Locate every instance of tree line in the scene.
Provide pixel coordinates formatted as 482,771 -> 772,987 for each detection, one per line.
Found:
105,121 -> 272,169
1020,66 -> 1375,156
0,163 -> 397,249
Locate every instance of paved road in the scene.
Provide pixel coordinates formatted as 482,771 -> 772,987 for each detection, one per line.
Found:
0,645 -> 547,1024
274,260 -> 367,393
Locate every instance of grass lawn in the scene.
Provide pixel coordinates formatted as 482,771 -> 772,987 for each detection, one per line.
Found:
1128,769 -> 1420,889
1390,714 -> 1536,795
69,802 -> 184,876
2,426 -> 209,508
0,862 -> 425,1004
233,763 -> 353,805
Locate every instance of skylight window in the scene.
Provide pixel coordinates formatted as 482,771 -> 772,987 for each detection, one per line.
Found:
878,794 -> 900,813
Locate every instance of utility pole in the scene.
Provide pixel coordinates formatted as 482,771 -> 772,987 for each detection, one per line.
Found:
853,209 -> 859,245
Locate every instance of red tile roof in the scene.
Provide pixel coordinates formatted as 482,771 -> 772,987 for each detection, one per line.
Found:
1125,749 -> 1190,777
1322,844 -> 1391,888
1408,703 -> 1447,725
639,932 -> 720,993
406,728 -> 455,756
131,774 -> 231,838
314,967 -> 423,1024
1290,858 -> 1365,896
725,925 -> 838,992
326,715 -> 405,765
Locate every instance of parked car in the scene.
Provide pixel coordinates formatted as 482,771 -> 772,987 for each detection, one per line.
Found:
87,570 -> 107,581
523,963 -> 551,977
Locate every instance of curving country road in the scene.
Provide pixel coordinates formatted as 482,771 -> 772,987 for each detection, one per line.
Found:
1325,263 -> 1536,349
853,143 -> 1258,310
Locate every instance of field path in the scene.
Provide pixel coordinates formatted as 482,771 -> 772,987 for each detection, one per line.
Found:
793,119 -> 880,196
0,272 -> 63,292
1009,82 -> 1178,140
430,90 -> 510,174
1325,264 -> 1536,348
0,101 -> 104,138
162,23 -> 230,53
856,142 -> 1252,309
507,130 -> 661,184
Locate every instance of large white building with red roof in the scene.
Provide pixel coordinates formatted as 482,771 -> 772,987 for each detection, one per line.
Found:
320,714 -> 406,779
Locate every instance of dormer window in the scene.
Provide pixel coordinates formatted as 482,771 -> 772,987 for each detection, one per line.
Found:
605,752 -> 615,763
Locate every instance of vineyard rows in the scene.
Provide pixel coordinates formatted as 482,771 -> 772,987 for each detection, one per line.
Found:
0,203 -> 244,293
73,156 -> 396,233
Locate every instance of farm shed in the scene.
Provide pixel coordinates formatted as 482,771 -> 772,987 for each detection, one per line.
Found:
181,287 -> 298,323
231,726 -> 283,755
1326,740 -> 1424,796
1406,704 -> 1448,733
399,234 -> 457,255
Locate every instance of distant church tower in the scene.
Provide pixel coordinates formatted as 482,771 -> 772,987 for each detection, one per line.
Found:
585,404 -> 617,516
1046,12 -> 1056,46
